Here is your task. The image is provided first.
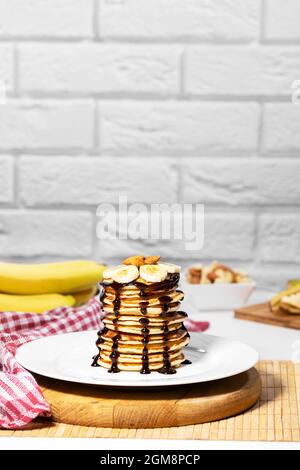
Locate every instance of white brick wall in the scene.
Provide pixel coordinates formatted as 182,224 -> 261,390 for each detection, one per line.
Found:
0,211 -> 93,257
95,213 -> 255,261
0,44 -> 13,92
0,0 -> 93,38
19,44 -> 180,96
263,104 -> 300,153
0,101 -> 94,150
185,46 -> 300,96
99,102 -> 259,154
98,0 -> 260,42
0,1 -> 299,289
19,157 -> 179,205
265,0 -> 300,41
0,156 -> 14,203
182,159 -> 300,205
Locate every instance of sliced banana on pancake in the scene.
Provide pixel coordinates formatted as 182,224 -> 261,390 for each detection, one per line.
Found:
158,262 -> 181,273
139,264 -> 168,283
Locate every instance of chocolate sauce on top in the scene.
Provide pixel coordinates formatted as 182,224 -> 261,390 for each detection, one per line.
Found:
101,273 -> 180,296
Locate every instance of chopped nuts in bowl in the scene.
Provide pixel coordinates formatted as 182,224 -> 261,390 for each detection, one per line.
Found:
182,262 -> 255,311
186,261 -> 251,285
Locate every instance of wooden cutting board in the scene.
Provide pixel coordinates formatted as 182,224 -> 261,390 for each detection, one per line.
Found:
235,302 -> 300,330
36,368 -> 261,429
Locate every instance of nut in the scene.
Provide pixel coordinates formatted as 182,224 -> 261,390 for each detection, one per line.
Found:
122,255 -> 145,267
186,267 -> 202,284
144,255 -> 160,265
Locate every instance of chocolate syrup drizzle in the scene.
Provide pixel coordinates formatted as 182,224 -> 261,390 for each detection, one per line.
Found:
107,285 -> 122,373
108,333 -> 120,373
139,317 -> 150,374
91,328 -> 106,367
92,273 -> 191,374
157,299 -> 176,375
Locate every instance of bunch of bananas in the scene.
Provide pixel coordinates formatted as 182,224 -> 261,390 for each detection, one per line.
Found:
0,260 -> 105,314
270,279 -> 300,314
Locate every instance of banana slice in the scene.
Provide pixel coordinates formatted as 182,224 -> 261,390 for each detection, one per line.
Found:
271,284 -> 300,308
158,262 -> 181,274
281,293 -> 300,309
140,264 -> 168,283
103,265 -> 123,280
110,265 -> 139,284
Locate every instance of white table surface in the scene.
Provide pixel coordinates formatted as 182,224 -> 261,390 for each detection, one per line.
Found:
185,290 -> 300,361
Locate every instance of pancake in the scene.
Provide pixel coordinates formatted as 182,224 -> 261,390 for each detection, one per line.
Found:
103,311 -> 187,328
103,322 -> 184,335
98,353 -> 185,372
91,259 -> 191,374
100,349 -> 183,364
99,334 -> 189,355
99,326 -> 188,344
103,289 -> 184,304
101,302 -> 181,316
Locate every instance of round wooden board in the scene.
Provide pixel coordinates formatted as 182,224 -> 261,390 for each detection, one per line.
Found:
36,368 -> 261,429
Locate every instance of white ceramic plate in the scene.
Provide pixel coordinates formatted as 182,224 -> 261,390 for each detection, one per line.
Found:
181,279 -> 256,311
15,331 -> 259,388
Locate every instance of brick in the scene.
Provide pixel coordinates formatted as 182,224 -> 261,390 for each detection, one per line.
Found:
259,215 -> 300,263
0,210 -> 93,257
99,101 -> 259,154
185,46 -> 300,96
263,104 -> 300,153
0,101 -> 94,151
200,213 -> 255,260
182,158 -> 300,205
0,44 -> 13,92
265,0 -> 300,41
19,156 -> 179,205
20,44 -> 180,96
0,0 -> 93,38
0,156 -> 14,203
95,213 -> 255,262
98,0 -> 260,41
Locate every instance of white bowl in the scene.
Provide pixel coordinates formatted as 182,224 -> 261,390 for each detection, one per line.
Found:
180,279 -> 256,312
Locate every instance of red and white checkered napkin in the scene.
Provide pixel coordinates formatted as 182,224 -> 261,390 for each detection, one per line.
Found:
0,298 -> 102,429
0,298 -> 209,430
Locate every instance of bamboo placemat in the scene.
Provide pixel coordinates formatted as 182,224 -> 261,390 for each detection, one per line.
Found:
1,361 -> 299,441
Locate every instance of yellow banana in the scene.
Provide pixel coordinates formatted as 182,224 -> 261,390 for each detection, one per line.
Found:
72,285 -> 98,306
0,293 -> 75,314
0,260 -> 105,295
270,284 -> 300,309
288,279 -> 300,289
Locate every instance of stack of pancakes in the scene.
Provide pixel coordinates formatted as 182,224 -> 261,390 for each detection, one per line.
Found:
92,256 -> 190,374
